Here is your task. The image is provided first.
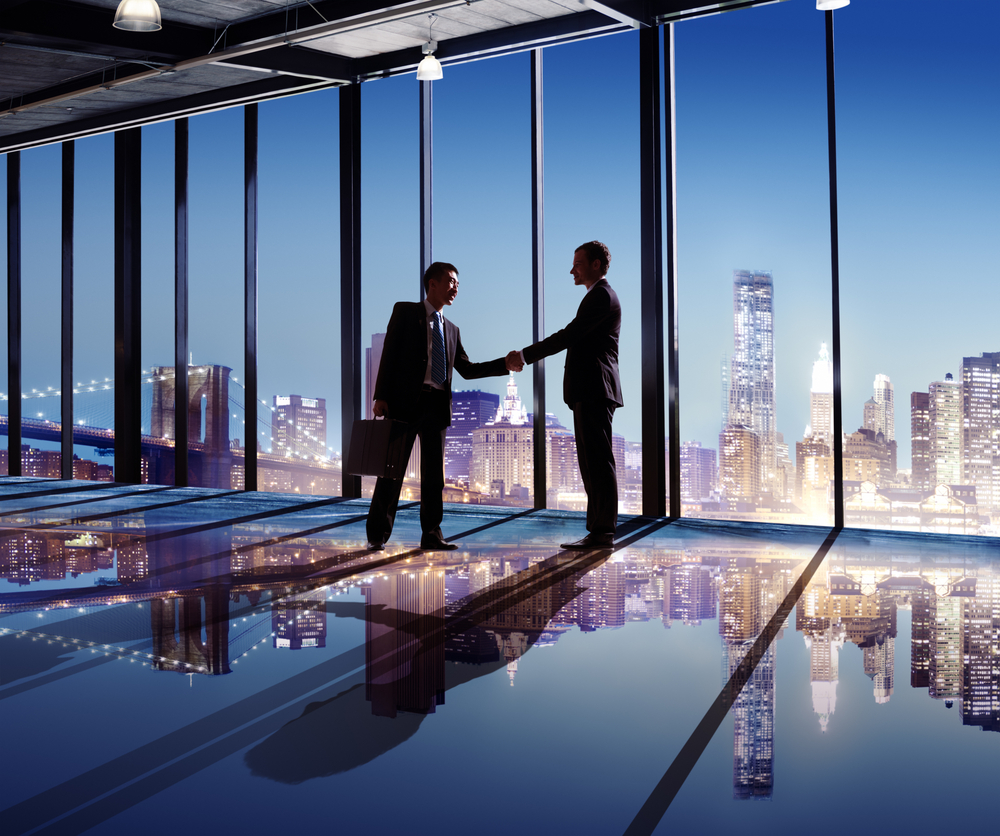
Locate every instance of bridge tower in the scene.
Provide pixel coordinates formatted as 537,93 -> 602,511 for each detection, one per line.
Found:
151,365 -> 233,488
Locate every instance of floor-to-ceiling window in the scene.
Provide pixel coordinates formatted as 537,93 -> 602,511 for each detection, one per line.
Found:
18,145 -> 62,476
188,108 -> 245,490
258,90 -> 341,496
140,122 -> 176,484
544,34 -> 643,516
837,0 -> 999,536
73,135 -> 115,481
0,160 -> 6,471
360,74 -> 419,497
435,53 -> 533,508
676,1 -> 833,526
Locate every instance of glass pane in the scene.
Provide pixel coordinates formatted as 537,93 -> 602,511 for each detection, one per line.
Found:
188,109 -> 244,489
141,121 -> 176,484
435,54 -> 533,509
676,2 -> 833,526
543,34 -> 642,526
19,145 -> 62,476
839,0 -> 999,536
73,135 -> 115,481
0,159 -> 6,472
361,75 -> 418,498
259,90 -> 340,495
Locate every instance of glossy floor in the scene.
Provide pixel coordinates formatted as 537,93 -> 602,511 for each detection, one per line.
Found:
1,478 -> 997,835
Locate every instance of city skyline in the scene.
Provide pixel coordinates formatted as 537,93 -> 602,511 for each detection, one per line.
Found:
1,1 -> 998,536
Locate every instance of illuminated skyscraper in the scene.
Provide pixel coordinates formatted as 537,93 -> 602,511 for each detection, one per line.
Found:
726,270 -> 776,495
930,373 -> 962,485
960,351 -> 1000,515
446,390 -> 500,485
809,343 -> 833,442
719,424 -> 760,503
873,373 -> 895,442
911,391 -> 932,491
680,440 -> 717,502
271,394 -> 327,460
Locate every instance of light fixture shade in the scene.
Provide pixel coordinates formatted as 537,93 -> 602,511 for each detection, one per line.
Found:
816,0 -> 849,9
113,0 -> 162,32
416,54 -> 443,82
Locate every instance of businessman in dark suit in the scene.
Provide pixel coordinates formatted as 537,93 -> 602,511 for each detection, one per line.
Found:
367,262 -> 508,551
507,241 -> 622,549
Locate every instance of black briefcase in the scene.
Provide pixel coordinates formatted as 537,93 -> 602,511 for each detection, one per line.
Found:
346,419 -> 412,478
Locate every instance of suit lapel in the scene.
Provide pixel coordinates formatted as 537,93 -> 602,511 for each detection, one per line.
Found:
443,317 -> 457,376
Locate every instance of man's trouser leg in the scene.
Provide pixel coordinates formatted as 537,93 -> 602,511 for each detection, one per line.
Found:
572,400 -> 618,534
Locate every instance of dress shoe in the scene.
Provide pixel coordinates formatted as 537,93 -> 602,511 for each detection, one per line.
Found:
367,541 -> 385,552
420,534 -> 459,551
560,532 -> 614,550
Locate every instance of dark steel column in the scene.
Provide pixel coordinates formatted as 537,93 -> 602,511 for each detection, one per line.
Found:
531,49 -> 547,509
664,25 -> 680,518
114,129 -> 142,484
340,83 -> 362,498
640,25 -> 666,518
825,11 -> 844,528
244,103 -> 259,491
6,153 -> 21,476
174,118 -> 190,487
61,142 -> 74,479
419,79 -> 432,299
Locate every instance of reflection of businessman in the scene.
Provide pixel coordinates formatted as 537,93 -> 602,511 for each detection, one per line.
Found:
367,262 -> 508,551
508,241 -> 622,549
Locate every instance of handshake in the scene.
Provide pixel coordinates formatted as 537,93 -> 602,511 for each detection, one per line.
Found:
505,350 -> 525,373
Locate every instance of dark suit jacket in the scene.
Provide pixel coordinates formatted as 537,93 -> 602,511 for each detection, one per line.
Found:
373,301 -> 508,426
522,278 -> 623,407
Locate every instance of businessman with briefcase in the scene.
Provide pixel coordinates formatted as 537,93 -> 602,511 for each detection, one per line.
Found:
363,262 -> 508,551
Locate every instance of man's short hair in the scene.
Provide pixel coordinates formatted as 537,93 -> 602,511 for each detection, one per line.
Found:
576,241 -> 610,277
423,261 -> 459,292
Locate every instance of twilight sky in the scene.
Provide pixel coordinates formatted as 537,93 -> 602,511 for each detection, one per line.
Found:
2,0 -> 997,471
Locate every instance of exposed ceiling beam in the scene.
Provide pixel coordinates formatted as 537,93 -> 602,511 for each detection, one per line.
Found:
0,75 -> 339,153
220,47 -> 353,83
580,0 -> 651,29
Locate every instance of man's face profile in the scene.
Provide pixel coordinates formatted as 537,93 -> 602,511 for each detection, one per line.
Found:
571,249 -> 602,288
427,270 -> 459,309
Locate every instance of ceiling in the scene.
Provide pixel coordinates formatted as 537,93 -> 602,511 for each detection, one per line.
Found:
0,0 -> 777,152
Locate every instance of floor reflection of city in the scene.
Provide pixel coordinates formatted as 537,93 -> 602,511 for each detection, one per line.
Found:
2,501 -> 997,805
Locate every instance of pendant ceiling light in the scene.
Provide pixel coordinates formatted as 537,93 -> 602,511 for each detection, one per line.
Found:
816,0 -> 850,9
416,14 -> 443,81
113,0 -> 163,32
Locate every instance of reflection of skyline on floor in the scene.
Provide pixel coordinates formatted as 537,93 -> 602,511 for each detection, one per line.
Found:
1,479 -> 997,833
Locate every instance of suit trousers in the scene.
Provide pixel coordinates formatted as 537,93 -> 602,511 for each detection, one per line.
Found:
366,388 -> 448,544
572,399 -> 618,534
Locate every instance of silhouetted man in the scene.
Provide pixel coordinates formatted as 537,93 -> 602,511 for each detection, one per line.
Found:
368,262 -> 508,551
507,241 -> 622,549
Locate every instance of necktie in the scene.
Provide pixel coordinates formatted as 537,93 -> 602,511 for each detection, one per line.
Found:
431,312 -> 447,385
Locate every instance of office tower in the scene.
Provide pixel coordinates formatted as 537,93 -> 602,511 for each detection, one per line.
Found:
718,424 -> 760,503
809,343 -> 833,442
720,353 -> 729,431
960,352 -> 1000,515
929,594 -> 963,703
471,376 -> 532,499
272,395 -> 327,460
446,390 -> 500,485
729,641 -> 775,799
863,398 -> 879,435
548,427 -> 583,495
929,373 -> 962,485
681,440 -> 717,502
960,576 -> 999,731
363,569 -> 445,717
272,592 -> 327,650
726,270 -> 776,496
665,564 -> 716,624
864,634 -> 895,704
804,623 -> 845,733
873,374 -> 895,441
911,392 -> 932,491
